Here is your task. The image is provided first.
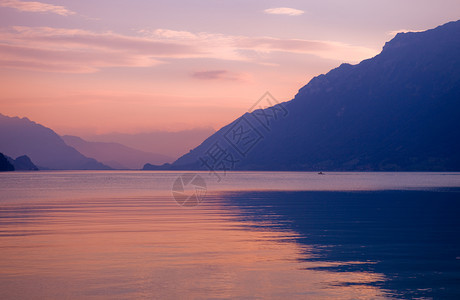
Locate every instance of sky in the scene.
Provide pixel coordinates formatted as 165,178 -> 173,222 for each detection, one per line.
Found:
0,0 -> 459,136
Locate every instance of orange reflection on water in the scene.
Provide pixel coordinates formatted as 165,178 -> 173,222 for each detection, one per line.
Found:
0,194 -> 389,299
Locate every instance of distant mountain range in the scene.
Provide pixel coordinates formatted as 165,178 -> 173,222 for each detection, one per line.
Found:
0,114 -> 110,170
62,135 -> 173,169
146,20 -> 460,171
84,128 -> 215,159
0,112 -> 209,170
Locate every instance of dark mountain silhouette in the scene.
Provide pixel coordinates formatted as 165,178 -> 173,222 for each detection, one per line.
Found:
0,114 -> 111,170
0,153 -> 14,171
62,135 -> 173,169
147,20 -> 460,171
5,155 -> 39,171
14,155 -> 39,170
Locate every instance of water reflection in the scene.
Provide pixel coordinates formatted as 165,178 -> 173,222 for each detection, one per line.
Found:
219,190 -> 460,299
1,172 -> 459,299
1,193 -> 389,299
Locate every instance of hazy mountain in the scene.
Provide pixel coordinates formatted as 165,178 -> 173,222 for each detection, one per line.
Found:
62,135 -> 173,169
85,128 -> 215,159
150,20 -> 460,171
0,114 -> 111,170
0,153 -> 14,171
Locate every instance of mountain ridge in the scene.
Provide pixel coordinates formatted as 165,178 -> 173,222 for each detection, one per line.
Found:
145,20 -> 460,171
86,128 -> 216,159
62,135 -> 173,169
0,114 -> 111,170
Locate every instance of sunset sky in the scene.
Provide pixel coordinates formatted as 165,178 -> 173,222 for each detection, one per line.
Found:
0,0 -> 459,136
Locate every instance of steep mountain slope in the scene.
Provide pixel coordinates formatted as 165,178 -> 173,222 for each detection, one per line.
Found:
165,20 -> 460,171
62,135 -> 173,169
0,114 -> 111,170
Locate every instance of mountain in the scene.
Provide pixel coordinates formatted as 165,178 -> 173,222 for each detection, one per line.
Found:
85,128 -> 215,159
6,155 -> 39,170
14,155 -> 39,170
0,114 -> 111,170
62,135 -> 173,169
0,153 -> 14,171
150,20 -> 460,171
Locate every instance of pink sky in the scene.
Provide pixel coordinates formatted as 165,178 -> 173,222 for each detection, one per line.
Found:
0,0 -> 459,135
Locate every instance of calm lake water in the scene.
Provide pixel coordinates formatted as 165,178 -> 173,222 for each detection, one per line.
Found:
0,171 -> 459,299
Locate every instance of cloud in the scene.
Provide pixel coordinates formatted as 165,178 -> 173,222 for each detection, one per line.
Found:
0,26 -> 378,73
148,29 -> 197,39
149,28 -> 377,62
234,36 -> 377,61
0,26 -> 200,73
0,42 -> 163,73
0,0 -> 75,16
191,70 -> 241,81
264,7 -> 304,16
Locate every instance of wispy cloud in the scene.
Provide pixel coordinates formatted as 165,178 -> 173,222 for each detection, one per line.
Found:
264,7 -> 304,16
0,26 -> 378,73
191,70 -> 242,81
0,26 -> 201,73
234,36 -> 377,61
150,29 -> 378,62
0,0 -> 75,16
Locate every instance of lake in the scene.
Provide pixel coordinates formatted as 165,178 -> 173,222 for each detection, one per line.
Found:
0,171 -> 459,299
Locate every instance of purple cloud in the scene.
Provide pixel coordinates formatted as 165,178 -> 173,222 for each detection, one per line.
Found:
0,0 -> 75,16
191,70 -> 240,81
